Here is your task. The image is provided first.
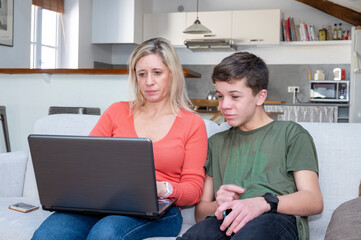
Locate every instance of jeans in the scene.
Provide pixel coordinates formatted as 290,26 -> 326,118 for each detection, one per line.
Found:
177,213 -> 298,240
32,206 -> 182,240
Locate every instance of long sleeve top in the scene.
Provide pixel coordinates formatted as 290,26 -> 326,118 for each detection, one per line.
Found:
89,102 -> 208,206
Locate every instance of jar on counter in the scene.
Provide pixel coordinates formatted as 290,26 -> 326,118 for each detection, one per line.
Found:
207,90 -> 217,100
314,70 -> 325,80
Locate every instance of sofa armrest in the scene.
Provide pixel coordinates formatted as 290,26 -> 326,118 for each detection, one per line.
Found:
0,151 -> 28,197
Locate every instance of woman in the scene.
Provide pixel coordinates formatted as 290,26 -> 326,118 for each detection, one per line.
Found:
32,38 -> 208,240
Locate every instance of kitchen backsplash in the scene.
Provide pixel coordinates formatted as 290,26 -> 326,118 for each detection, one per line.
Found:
95,61 -> 350,104
183,64 -> 350,104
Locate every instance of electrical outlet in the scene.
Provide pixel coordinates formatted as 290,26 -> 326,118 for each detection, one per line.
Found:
288,86 -> 300,93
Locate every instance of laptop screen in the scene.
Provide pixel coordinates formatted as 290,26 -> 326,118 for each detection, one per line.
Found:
28,134 -> 174,218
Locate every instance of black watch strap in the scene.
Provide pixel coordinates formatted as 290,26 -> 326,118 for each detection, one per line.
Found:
262,193 -> 279,213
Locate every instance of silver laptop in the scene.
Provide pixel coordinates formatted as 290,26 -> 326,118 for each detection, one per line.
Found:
28,134 -> 175,219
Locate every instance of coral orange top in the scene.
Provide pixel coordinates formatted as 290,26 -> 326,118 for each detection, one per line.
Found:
89,102 -> 208,206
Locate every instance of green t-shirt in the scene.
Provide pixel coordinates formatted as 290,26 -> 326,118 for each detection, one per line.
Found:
205,121 -> 319,240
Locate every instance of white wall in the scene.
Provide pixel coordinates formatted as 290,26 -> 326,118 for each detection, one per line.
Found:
0,0 -> 110,69
78,0 -> 114,67
111,0 -> 354,65
0,0 -> 356,152
0,0 -> 355,68
112,41 -> 352,65
0,74 -> 129,152
78,0 -> 93,68
152,0 -> 354,31
60,0 -> 113,68
0,0 -> 31,68
174,43 -> 352,65
60,0 -> 79,68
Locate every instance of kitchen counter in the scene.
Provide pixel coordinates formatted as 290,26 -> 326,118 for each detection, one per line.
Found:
190,99 -> 285,122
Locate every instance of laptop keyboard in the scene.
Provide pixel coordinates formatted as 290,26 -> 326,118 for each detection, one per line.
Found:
158,198 -> 172,209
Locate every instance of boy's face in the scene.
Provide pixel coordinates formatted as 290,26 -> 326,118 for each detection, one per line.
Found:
215,78 -> 261,129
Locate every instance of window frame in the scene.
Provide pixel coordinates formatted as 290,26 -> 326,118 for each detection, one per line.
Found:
30,5 -> 61,69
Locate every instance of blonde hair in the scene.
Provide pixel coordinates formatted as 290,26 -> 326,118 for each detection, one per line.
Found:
128,37 -> 192,115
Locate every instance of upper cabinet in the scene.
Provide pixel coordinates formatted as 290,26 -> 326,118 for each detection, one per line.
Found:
232,9 -> 281,45
143,9 -> 281,46
184,11 -> 232,40
92,0 -> 148,44
143,11 -> 232,45
143,12 -> 187,45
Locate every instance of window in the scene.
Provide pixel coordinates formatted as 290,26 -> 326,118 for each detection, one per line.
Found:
30,5 -> 61,69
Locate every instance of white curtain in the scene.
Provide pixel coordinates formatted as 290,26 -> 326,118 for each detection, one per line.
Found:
265,105 -> 338,122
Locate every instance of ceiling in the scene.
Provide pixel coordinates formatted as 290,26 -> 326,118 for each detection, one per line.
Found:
329,0 -> 361,13
296,0 -> 361,26
330,0 -> 361,12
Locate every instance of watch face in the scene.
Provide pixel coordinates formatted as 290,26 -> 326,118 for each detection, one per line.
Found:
264,193 -> 279,213
267,193 -> 279,203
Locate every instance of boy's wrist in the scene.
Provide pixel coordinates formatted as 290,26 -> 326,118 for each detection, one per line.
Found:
262,193 -> 279,213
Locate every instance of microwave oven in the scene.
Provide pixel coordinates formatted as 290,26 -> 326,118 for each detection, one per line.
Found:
310,80 -> 349,103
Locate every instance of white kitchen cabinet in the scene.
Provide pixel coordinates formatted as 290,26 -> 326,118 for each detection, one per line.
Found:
184,11 -> 232,40
232,9 -> 281,45
143,11 -> 231,46
143,12 -> 187,45
143,9 -> 281,46
92,0 -> 148,44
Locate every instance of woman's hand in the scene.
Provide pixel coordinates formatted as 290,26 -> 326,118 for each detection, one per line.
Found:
156,181 -> 168,198
216,184 -> 245,207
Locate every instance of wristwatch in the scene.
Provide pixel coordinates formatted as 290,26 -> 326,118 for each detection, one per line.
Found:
262,193 -> 279,213
162,182 -> 173,198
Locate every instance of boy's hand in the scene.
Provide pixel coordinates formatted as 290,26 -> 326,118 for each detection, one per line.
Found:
216,184 -> 245,206
214,197 -> 269,236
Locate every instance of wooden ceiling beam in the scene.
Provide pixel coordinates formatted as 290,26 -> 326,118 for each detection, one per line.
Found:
295,0 -> 361,26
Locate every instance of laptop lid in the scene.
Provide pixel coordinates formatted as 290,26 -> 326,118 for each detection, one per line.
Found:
28,134 -> 175,219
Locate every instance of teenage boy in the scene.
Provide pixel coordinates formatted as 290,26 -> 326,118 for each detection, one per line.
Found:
178,52 -> 323,240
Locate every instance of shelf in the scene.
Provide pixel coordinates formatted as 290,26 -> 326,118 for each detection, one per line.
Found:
0,68 -> 201,78
280,40 -> 351,46
0,68 -> 129,74
183,69 -> 201,78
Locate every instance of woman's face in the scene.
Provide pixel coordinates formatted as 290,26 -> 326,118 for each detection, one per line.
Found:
135,53 -> 172,104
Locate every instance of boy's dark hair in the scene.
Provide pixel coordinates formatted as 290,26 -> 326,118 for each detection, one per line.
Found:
211,52 -> 269,96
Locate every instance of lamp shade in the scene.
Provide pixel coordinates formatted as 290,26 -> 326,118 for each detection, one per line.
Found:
183,18 -> 212,34
183,0 -> 212,34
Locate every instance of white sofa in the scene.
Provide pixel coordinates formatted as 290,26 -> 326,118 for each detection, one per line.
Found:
0,114 -> 360,240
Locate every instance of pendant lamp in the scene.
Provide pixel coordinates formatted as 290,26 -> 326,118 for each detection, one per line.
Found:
183,0 -> 211,34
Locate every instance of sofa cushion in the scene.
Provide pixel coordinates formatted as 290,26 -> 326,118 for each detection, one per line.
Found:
203,119 -> 224,138
299,123 -> 361,240
23,114 -> 100,198
0,197 -> 194,240
22,115 -> 224,199
0,151 -> 28,197
324,197 -> 361,240
0,197 -> 52,240
22,153 -> 39,199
